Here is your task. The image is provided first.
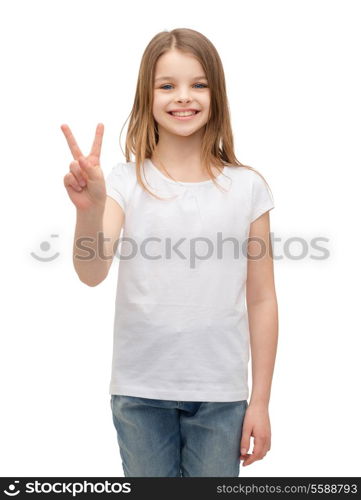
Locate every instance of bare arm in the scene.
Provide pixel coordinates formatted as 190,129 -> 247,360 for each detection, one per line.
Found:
73,197 -> 124,286
240,210 -> 278,467
246,211 -> 279,408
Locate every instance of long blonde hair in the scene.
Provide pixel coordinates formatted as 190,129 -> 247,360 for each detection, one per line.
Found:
119,27 -> 271,200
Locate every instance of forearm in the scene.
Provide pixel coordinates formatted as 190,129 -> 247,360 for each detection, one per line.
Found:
247,297 -> 279,408
73,207 -> 108,286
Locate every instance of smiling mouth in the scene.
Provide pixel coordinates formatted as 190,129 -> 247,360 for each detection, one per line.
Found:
167,111 -> 201,119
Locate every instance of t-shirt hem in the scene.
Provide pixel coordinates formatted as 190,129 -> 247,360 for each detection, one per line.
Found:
109,384 -> 249,402
250,203 -> 275,223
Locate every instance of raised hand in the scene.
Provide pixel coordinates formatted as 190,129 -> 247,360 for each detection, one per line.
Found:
61,123 -> 106,212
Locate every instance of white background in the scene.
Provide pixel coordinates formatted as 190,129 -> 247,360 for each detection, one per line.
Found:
1,0 -> 360,477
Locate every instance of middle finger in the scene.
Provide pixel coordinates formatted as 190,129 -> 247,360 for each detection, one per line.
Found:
90,123 -> 104,158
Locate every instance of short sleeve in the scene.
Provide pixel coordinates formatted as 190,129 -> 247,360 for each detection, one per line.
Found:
105,163 -> 130,212
250,172 -> 275,223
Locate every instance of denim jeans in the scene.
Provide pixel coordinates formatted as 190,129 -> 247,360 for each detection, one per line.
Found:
110,394 -> 248,477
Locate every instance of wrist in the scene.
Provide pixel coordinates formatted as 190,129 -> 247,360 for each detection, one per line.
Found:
76,205 -> 104,220
248,397 -> 269,409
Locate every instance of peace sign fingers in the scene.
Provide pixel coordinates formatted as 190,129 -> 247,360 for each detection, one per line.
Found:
61,123 -> 107,212
60,124 -> 84,161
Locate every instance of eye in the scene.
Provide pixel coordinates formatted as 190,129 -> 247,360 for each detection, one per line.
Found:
159,83 -> 208,90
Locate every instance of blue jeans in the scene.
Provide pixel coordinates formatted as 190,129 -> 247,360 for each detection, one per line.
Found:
110,395 -> 248,477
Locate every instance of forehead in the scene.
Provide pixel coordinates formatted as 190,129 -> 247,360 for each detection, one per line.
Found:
154,50 -> 206,79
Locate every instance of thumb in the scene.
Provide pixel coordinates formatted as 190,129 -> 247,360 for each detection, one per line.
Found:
240,426 -> 251,456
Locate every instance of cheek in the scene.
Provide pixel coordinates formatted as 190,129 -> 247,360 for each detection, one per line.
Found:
201,94 -> 211,108
152,101 -> 164,120
154,104 -> 167,120
153,94 -> 169,107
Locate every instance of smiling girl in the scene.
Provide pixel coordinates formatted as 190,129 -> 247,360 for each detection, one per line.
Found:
61,28 -> 278,478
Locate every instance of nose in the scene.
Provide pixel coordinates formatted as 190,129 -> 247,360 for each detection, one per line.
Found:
176,96 -> 191,103
176,88 -> 192,103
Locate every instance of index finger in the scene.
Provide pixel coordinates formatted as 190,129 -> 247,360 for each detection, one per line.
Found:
90,123 -> 104,158
60,124 -> 84,160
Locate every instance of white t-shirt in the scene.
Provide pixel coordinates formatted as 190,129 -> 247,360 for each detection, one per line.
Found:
105,158 -> 275,402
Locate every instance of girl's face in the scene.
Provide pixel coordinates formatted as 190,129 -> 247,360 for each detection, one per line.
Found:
153,49 -> 211,137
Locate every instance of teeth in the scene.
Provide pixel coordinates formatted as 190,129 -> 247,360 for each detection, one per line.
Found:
170,111 -> 197,117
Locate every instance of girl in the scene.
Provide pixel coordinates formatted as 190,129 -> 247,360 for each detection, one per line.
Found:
61,28 -> 278,477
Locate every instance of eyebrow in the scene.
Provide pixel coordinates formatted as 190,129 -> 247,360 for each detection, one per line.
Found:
154,75 -> 208,82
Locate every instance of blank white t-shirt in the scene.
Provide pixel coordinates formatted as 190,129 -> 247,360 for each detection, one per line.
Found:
105,158 -> 275,402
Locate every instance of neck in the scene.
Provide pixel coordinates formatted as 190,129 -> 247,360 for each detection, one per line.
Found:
153,128 -> 204,173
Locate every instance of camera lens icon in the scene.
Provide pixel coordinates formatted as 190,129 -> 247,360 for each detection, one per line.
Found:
30,234 -> 60,262
4,480 -> 20,496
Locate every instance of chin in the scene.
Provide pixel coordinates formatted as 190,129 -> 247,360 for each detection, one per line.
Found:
156,122 -> 202,137
171,127 -> 204,137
